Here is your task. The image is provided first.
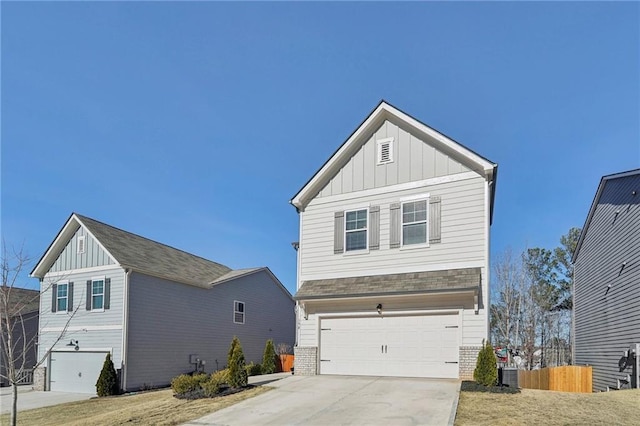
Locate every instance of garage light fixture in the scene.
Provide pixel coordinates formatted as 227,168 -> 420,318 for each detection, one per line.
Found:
376,304 -> 382,315
66,339 -> 80,351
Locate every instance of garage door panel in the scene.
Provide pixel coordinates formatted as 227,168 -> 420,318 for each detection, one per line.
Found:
320,314 -> 459,378
50,351 -> 108,393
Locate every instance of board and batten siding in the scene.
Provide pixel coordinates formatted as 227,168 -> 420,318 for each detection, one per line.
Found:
38,266 -> 125,367
126,270 -> 294,390
318,120 -> 471,198
574,174 -> 640,392
300,174 -> 486,282
49,226 -> 116,272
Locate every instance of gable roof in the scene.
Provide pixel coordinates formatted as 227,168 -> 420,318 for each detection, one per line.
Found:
31,213 -> 232,288
572,168 -> 640,263
0,287 -> 40,317
295,267 -> 480,300
290,100 -> 498,221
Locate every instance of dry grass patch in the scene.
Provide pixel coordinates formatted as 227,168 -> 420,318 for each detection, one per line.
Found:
455,387 -> 640,426
2,386 -> 270,426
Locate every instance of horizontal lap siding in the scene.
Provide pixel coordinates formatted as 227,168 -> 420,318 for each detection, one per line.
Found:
301,176 -> 486,281
574,174 -> 640,391
126,271 -> 294,390
38,267 -> 124,365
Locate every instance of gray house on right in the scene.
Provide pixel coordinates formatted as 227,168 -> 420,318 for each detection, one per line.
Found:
572,168 -> 640,392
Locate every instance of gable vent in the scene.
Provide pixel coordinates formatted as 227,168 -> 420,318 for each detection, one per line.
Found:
77,235 -> 86,254
377,138 -> 394,165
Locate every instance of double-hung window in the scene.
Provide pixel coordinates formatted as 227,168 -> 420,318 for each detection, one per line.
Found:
402,199 -> 428,246
56,283 -> 68,312
234,301 -> 245,324
92,278 -> 105,310
345,209 -> 368,251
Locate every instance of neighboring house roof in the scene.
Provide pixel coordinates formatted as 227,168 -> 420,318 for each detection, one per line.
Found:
0,287 -> 40,317
30,213 -> 232,288
294,267 -> 480,300
290,100 -> 498,222
572,168 -> 640,263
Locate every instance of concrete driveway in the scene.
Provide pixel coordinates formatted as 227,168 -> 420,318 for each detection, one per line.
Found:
0,386 -> 93,414
185,375 -> 461,426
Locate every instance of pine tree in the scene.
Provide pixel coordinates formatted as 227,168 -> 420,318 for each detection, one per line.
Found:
261,339 -> 277,374
227,337 -> 248,388
473,340 -> 498,386
227,336 -> 239,367
96,353 -> 119,396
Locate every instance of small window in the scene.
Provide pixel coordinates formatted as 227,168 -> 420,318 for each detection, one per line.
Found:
377,138 -> 394,165
77,235 -> 86,254
57,283 -> 68,312
345,209 -> 368,251
402,199 -> 428,246
234,301 -> 245,324
92,279 -> 104,310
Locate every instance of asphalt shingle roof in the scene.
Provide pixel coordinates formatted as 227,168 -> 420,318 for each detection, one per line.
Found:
76,214 -> 232,288
0,287 -> 40,316
294,267 -> 480,300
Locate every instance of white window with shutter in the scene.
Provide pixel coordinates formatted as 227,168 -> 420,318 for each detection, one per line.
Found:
377,137 -> 394,165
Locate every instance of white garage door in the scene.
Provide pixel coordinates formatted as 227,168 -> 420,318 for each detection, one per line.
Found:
320,314 -> 459,378
50,351 -> 109,393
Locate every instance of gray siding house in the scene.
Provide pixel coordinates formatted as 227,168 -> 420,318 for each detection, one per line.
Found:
0,288 -> 39,387
573,169 -> 640,392
30,213 -> 294,393
291,101 -> 497,379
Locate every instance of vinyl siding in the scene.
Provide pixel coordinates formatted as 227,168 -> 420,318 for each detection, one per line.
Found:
318,120 -> 470,198
301,175 -> 486,282
126,270 -> 294,390
0,311 -> 38,386
574,174 -> 640,391
38,266 -> 125,366
49,226 -> 116,272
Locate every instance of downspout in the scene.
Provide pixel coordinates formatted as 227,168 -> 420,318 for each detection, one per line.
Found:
485,178 -> 493,339
121,268 -> 132,391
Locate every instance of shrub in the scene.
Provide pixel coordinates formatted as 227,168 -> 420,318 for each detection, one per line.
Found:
227,337 -> 248,388
96,353 -> 119,396
261,339 -> 277,374
202,370 -> 229,397
227,336 -> 239,367
245,362 -> 262,376
171,373 -> 209,395
473,340 -> 498,386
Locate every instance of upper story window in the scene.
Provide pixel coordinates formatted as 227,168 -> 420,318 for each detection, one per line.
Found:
377,137 -> 394,165
234,301 -> 245,324
92,278 -> 104,310
402,199 -> 428,246
345,209 -> 368,251
57,283 -> 68,311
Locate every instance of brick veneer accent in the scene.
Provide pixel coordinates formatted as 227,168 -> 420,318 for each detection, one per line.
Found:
294,346 -> 317,375
459,346 -> 482,379
33,366 -> 46,391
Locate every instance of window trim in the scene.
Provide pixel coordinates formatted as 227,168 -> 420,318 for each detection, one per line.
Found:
376,137 -> 394,165
90,276 -> 106,312
56,281 -> 69,313
400,194 -> 430,249
233,300 -> 245,324
344,207 -> 369,254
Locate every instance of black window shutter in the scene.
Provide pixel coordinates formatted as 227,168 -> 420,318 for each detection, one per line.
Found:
67,282 -> 74,312
390,203 -> 401,248
51,283 -> 58,313
429,196 -> 442,244
334,212 -> 344,254
86,280 -> 92,311
369,206 -> 380,250
104,278 -> 111,310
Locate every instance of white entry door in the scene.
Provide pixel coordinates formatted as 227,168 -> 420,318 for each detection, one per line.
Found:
50,351 -> 109,393
319,314 -> 459,378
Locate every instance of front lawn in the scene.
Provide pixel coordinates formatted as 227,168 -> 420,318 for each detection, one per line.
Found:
1,386 -> 269,426
455,386 -> 640,425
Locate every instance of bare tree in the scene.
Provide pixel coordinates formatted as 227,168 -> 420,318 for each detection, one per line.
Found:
1,242 -> 79,426
490,247 -> 525,349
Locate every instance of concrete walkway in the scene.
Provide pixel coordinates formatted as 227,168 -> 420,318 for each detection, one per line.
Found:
185,375 -> 461,426
0,385 -> 93,414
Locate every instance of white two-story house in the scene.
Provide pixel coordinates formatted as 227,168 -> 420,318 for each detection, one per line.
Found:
290,101 -> 497,379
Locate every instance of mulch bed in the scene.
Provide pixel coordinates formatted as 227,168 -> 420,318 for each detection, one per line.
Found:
174,384 -> 256,400
460,380 -> 520,394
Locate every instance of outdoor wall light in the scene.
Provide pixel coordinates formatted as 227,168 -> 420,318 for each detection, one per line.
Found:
66,339 -> 80,351
376,304 -> 382,315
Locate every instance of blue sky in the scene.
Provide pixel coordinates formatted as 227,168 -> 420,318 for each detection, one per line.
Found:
2,2 -> 639,294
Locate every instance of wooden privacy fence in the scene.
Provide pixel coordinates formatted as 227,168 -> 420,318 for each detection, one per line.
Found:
518,366 -> 592,393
